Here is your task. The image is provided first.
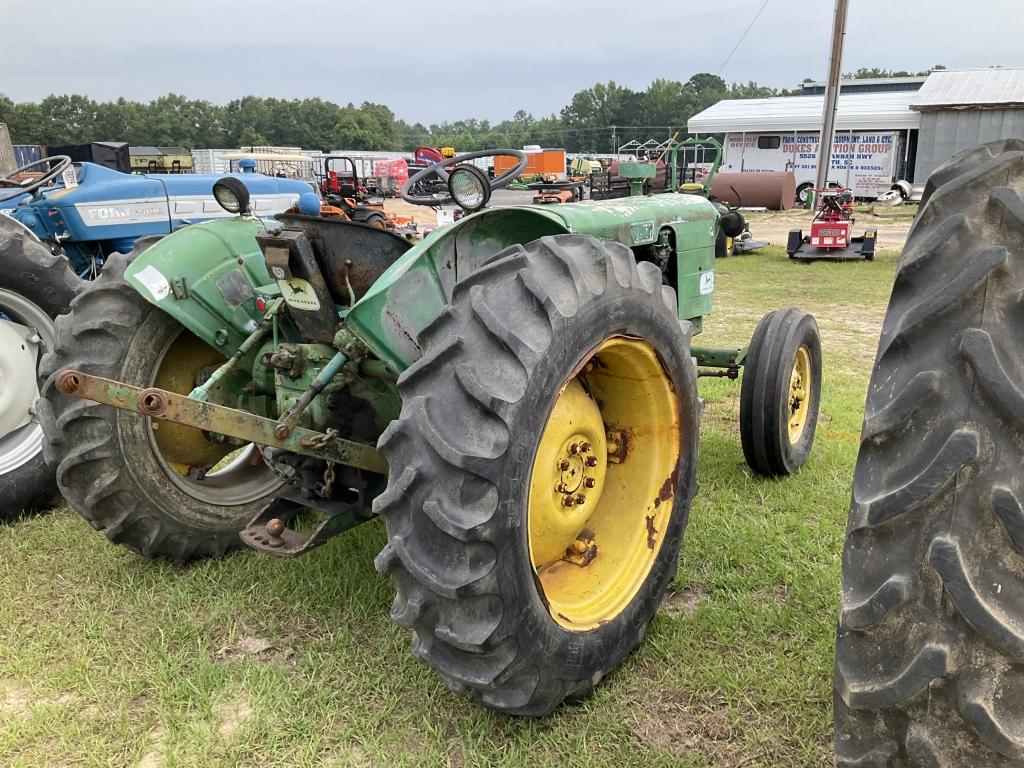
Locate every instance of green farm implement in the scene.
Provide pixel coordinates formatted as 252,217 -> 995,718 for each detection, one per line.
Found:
40,151 -> 821,715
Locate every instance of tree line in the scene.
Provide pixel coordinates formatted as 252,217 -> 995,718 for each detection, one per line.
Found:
0,68 -> 943,155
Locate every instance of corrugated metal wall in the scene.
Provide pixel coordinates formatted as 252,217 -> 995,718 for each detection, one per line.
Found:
915,108 -> 1024,179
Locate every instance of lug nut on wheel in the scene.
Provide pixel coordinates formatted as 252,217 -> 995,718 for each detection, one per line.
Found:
585,456 -> 598,467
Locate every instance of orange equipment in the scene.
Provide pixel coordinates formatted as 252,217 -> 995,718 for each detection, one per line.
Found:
494,147 -> 566,180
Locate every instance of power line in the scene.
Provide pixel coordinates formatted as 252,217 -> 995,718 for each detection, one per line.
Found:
716,0 -> 770,76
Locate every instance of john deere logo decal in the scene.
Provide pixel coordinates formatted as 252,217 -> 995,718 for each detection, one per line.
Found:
630,220 -> 655,244
278,278 -> 320,311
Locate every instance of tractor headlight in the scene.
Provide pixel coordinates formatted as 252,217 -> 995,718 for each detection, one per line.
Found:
213,177 -> 252,215
447,164 -> 490,212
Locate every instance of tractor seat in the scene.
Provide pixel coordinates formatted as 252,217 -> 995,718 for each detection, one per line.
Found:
679,182 -> 705,195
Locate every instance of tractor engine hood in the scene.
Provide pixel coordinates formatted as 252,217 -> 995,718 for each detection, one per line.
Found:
346,195 -> 720,373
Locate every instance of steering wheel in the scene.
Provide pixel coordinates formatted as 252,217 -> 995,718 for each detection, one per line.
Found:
0,156 -> 72,203
401,149 -> 527,206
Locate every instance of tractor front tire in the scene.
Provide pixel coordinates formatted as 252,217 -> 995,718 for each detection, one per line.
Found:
374,234 -> 699,715
38,254 -> 281,562
739,308 -> 821,476
0,217 -> 81,519
835,142 -> 1024,765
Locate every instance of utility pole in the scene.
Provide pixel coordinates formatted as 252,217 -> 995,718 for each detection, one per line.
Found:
611,125 -> 617,155
815,0 -> 848,191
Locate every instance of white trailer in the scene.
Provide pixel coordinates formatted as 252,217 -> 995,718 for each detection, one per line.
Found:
688,90 -> 922,202
721,131 -> 900,202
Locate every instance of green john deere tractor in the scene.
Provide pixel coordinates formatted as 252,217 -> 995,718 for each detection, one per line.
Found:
39,149 -> 821,715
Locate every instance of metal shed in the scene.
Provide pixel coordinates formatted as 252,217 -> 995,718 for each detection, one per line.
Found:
910,68 -> 1024,179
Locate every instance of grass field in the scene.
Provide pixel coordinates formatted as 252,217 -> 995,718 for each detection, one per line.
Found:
0,245 -> 900,768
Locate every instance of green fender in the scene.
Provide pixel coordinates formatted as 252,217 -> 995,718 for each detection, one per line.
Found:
122,218 -> 278,354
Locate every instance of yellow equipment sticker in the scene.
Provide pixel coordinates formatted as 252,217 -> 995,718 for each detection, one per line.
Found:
277,278 -> 321,311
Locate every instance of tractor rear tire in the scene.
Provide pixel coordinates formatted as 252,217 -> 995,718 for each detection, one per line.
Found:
0,217 -> 82,519
37,254 -> 281,562
834,143 -> 1024,765
374,234 -> 699,715
739,308 -> 821,476
919,138 -> 1024,209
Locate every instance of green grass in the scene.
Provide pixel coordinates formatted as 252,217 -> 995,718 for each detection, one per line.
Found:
0,246 -> 900,767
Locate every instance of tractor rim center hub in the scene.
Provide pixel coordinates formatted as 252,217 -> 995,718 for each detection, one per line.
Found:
556,437 -> 601,506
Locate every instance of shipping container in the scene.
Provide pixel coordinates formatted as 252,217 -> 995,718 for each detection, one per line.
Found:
494,147 -> 567,180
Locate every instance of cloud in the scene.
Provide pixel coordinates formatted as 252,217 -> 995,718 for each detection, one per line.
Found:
3,0 -> 1020,124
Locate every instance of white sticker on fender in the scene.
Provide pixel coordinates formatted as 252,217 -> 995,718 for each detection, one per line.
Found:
134,265 -> 171,301
699,271 -> 714,295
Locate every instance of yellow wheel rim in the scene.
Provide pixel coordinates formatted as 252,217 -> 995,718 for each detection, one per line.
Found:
151,331 -> 234,476
787,345 -> 812,443
527,337 -> 681,631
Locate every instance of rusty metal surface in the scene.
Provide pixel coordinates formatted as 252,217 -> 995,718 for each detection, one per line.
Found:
56,369 -> 387,475
709,171 -> 797,210
257,229 -> 339,344
274,213 -> 410,304
238,490 -> 370,558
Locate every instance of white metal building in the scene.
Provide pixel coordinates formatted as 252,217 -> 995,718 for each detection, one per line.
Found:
688,69 -> 1024,197
910,68 -> 1024,179
687,90 -> 921,198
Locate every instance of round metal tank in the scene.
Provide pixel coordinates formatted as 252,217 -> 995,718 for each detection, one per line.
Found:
709,172 -> 797,210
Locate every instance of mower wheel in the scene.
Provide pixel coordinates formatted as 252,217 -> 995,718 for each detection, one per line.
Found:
739,308 -> 821,476
834,142 -> 1024,765
37,254 -> 281,562
374,234 -> 699,715
786,229 -> 803,258
715,228 -> 730,258
362,212 -> 386,229
719,209 -> 746,239
0,217 -> 82,519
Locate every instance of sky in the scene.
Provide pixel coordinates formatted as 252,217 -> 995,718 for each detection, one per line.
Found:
3,0 -> 1021,125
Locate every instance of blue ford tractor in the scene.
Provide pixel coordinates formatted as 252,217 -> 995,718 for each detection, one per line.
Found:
0,155 -> 313,515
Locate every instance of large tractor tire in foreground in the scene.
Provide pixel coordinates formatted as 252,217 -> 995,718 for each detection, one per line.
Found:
38,254 -> 281,561
0,216 -> 81,519
375,234 -> 699,715
835,141 -> 1024,765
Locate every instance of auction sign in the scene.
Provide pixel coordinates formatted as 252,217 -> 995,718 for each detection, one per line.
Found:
722,132 -> 898,198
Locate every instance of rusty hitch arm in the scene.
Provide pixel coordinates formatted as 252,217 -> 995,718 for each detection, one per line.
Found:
54,369 -> 387,475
